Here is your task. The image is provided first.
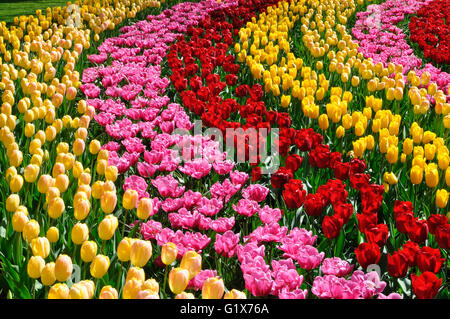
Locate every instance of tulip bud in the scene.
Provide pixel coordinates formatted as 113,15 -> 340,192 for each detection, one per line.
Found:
122,279 -> 143,299
224,289 -> 247,299
130,240 -> 152,267
71,223 -> 89,245
99,286 -> 118,299
202,277 -> 225,299
90,254 -> 110,279
169,268 -> 190,295
80,240 -> 97,263
23,219 -> 40,242
48,283 -> 69,299
116,238 -> 133,262
31,237 -> 50,258
101,191 -> 117,214
137,197 -> 153,220
98,214 -> 118,241
46,226 -> 59,243
123,189 -> 139,210
27,256 -> 45,279
55,254 -> 73,282
126,267 -> 146,282
41,262 -> 56,286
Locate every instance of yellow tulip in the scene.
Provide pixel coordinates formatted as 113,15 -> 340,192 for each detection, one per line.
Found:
202,277 -> 225,299
161,242 -> 178,266
168,268 -> 190,295
90,255 -> 110,279
54,254 -> 73,282
436,189 -> 449,208
410,165 -> 423,185
80,241 -> 97,263
27,256 -> 45,279
99,286 -> 119,299
123,188 -> 139,210
41,262 -> 56,286
48,283 -> 69,299
126,267 -> 146,283
98,214 -> 118,241
46,227 -> 59,243
224,289 -> 247,299
30,237 -> 50,258
180,250 -> 202,280
6,194 -> 20,212
122,279 -> 143,299
23,219 -> 40,242
130,240 -> 152,267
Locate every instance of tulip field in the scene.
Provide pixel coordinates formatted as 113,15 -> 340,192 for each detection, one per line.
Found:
0,0 -> 449,300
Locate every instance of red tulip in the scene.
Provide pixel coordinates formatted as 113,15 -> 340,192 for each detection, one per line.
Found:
387,251 -> 409,278
411,272 -> 442,299
354,242 -> 381,269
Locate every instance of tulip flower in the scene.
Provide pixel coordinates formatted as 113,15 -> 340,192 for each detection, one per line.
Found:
99,286 -> 119,299
46,227 -> 59,243
175,292 -> 195,299
41,262 -> 57,286
54,254 -> 73,282
101,191 -> 117,214
202,277 -> 225,299
122,279 -> 143,299
71,223 -> 89,245
126,267 -> 146,282
436,189 -> 449,208
180,250 -> 202,280
90,255 -> 110,279
30,237 -> 50,259
48,283 -> 70,299
136,197 -> 153,220
6,194 -> 20,212
168,268 -> 190,295
123,189 -> 139,210
27,256 -> 45,279
23,219 -> 40,242
80,241 -> 98,263
12,211 -> 29,232
161,242 -> 178,266
117,237 -> 135,262
98,215 -> 118,241
224,289 -> 247,299
130,240 -> 152,267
